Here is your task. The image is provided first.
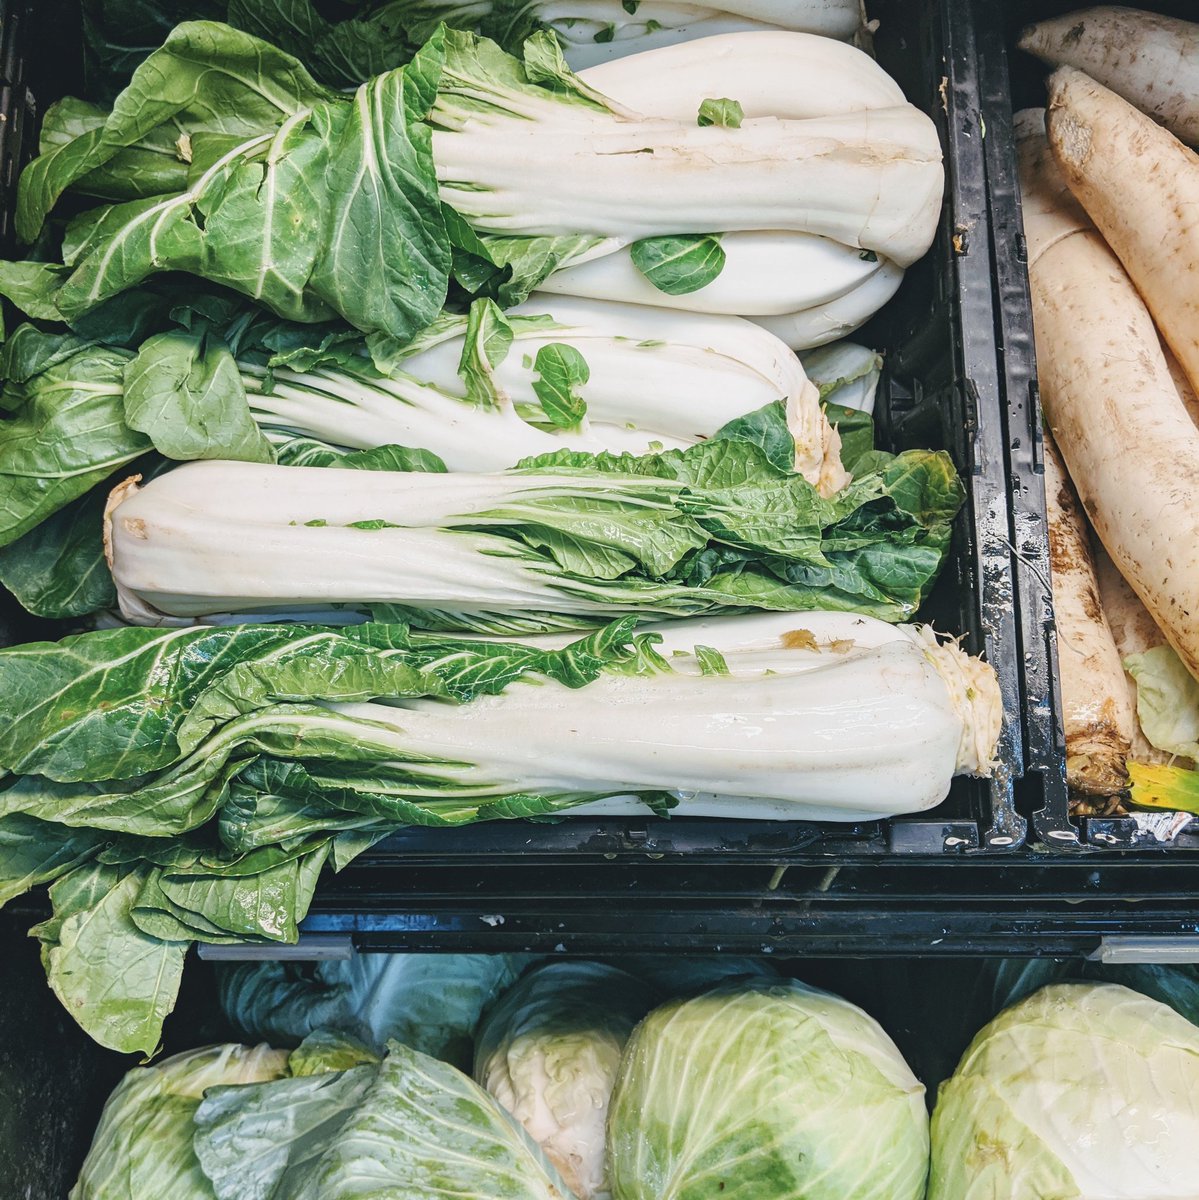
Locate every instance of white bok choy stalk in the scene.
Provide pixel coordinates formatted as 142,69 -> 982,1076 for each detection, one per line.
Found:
103,441 -> 965,631
428,30 -> 943,268
801,341 -> 884,415
575,30 -> 902,119
752,260 -> 906,350
466,609 -> 1002,820
535,34 -> 911,320
0,612 -> 1000,836
543,0 -> 865,39
405,2 -> 864,64
562,14 -> 801,70
534,230 -> 886,317
375,295 -> 841,485
235,613 -> 997,821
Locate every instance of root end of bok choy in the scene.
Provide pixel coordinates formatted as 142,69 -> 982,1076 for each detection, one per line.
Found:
907,625 -> 1002,780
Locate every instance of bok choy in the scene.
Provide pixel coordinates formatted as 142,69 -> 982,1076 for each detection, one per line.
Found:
10,22 -> 941,344
429,30 -> 942,264
104,437 -> 963,629
0,613 -> 999,1051
0,293 -> 842,556
79,1 -> 865,98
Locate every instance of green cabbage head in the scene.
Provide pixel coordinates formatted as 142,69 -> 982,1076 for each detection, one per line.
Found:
475,962 -> 657,1199
607,977 -> 929,1200
930,982 -> 1199,1198
70,1042 -> 289,1200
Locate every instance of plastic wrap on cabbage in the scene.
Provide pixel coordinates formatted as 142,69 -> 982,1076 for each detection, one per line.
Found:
607,955 -> 779,998
70,1043 -> 288,1200
475,963 -> 657,1199
193,1039 -> 571,1200
982,958 -> 1199,1027
216,952 -> 529,1068
607,978 -> 929,1200
929,982 -> 1199,1199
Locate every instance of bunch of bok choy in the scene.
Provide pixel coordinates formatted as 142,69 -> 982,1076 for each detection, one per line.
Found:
79,0 -> 868,98
102,439 -> 960,630
0,611 -> 1000,1052
0,12 -> 986,1059
7,22 -> 941,347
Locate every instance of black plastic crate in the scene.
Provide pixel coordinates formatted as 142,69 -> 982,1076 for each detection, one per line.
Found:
0,0 -> 1066,863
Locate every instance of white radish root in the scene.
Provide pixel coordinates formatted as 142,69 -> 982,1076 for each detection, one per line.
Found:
1164,344 -> 1199,429
1020,6 -> 1199,146
1046,66 -> 1199,400
1044,433 -> 1134,794
1092,541 -> 1172,767
1018,113 -> 1199,687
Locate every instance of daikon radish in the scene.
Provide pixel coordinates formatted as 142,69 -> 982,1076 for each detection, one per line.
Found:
1017,111 -> 1199,683
1165,344 -> 1199,429
1046,66 -> 1199,399
1020,7 -> 1199,146
1044,434 -> 1134,794
1093,542 -> 1171,767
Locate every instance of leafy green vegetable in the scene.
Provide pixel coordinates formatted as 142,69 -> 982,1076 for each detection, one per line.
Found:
609,979 -> 930,1200
124,329 -> 274,463
109,440 -> 962,629
286,1030 -> 381,1077
823,399 -> 877,475
14,21 -> 450,342
1126,644 -> 1199,762
0,341 -> 148,547
194,1041 -> 571,1199
530,341 -> 589,429
457,297 -> 515,406
0,480 -> 116,618
38,96 -> 191,202
929,984 -> 1199,1199
226,0 -> 415,88
70,1041 -> 289,1199
218,953 -> 530,1068
1129,761 -> 1199,816
0,814 -> 109,908
37,864 -> 190,1056
18,21 -> 337,246
629,234 -> 727,296
80,0 -> 225,101
475,962 -> 657,1198
697,97 -> 744,128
